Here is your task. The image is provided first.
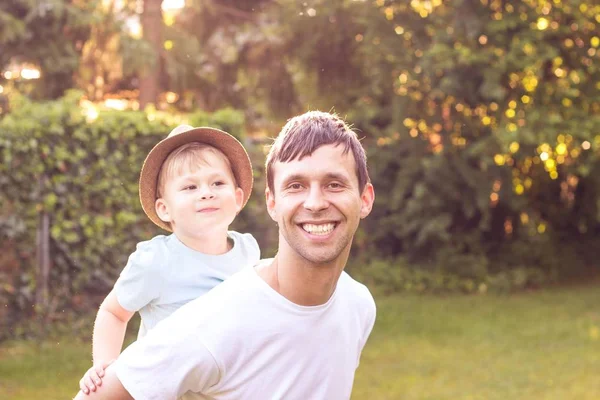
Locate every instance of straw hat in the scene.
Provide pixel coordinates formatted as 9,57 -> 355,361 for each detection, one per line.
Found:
139,125 -> 253,232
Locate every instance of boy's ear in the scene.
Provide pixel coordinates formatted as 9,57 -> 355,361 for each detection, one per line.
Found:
155,198 -> 172,223
265,187 -> 277,221
234,187 -> 244,213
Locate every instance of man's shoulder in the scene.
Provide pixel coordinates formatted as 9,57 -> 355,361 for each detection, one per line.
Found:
339,271 -> 372,295
339,272 -> 376,309
338,272 -> 376,339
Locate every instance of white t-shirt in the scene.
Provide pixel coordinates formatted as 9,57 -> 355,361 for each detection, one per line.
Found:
114,231 -> 260,337
113,259 -> 376,400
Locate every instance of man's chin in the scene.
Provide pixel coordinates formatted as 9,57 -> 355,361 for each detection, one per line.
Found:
296,247 -> 347,266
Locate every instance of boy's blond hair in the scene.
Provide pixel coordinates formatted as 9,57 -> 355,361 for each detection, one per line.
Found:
156,142 -> 237,199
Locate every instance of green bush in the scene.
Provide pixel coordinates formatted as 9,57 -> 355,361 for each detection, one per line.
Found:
0,92 -> 166,319
187,107 -> 246,141
349,253 -> 556,295
0,92 -> 277,336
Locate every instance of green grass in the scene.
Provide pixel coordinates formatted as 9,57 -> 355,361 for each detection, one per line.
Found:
2,283 -> 600,400
0,337 -> 93,399
353,282 -> 600,400
0,318 -> 138,400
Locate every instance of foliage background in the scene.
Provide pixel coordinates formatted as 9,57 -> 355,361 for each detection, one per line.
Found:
0,0 -> 599,338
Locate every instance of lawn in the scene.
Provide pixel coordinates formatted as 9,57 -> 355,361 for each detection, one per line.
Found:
353,282 -> 600,400
1,282 -> 599,400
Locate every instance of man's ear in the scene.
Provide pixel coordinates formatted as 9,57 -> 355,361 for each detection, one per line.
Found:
265,187 -> 277,221
155,198 -> 172,223
234,187 -> 244,213
359,183 -> 375,219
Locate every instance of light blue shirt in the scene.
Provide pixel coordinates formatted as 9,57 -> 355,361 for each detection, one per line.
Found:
114,231 -> 260,338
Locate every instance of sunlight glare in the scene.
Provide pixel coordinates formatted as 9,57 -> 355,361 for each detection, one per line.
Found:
162,0 -> 185,11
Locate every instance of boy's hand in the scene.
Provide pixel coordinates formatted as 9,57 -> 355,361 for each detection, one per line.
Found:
79,360 -> 114,395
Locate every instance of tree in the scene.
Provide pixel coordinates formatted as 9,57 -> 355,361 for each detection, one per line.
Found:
139,0 -> 163,108
76,0 -> 154,101
265,1 -> 600,276
0,0 -> 93,99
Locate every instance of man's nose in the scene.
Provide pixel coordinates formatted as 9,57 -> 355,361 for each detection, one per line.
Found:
303,185 -> 328,212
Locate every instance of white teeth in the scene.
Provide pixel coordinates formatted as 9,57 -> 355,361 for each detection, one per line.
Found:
302,223 -> 335,235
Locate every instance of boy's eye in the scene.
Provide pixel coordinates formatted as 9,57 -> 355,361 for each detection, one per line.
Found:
213,181 -> 225,186
183,185 -> 197,191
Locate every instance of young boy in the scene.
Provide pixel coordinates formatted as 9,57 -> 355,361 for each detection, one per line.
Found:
78,125 -> 260,395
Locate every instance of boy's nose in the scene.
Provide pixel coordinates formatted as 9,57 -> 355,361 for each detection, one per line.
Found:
198,186 -> 215,200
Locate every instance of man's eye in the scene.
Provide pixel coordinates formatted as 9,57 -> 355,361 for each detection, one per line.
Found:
288,183 -> 303,190
329,182 -> 342,189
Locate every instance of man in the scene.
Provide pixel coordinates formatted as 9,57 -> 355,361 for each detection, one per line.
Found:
74,110 -> 376,400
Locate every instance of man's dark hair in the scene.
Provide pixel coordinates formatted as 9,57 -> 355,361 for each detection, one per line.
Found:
266,111 -> 370,193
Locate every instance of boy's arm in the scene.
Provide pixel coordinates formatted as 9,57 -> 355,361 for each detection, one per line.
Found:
77,298 -> 221,400
74,365 -> 133,400
93,289 -> 135,364
81,290 -> 134,393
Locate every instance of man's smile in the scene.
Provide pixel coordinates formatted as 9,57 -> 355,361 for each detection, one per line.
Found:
300,222 -> 338,236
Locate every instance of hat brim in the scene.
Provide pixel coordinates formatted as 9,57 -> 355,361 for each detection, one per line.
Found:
139,127 -> 253,232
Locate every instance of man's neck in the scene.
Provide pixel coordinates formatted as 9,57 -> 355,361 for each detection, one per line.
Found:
257,247 -> 350,307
